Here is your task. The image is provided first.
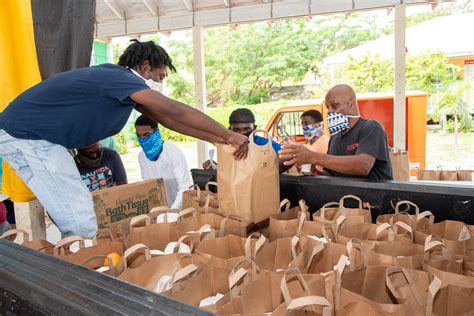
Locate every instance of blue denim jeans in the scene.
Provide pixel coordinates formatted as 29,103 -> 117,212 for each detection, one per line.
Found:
0,129 -> 97,237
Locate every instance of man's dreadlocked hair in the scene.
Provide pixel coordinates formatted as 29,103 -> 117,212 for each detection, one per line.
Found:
118,39 -> 176,72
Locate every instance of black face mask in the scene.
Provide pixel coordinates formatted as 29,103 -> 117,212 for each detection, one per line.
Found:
75,149 -> 103,169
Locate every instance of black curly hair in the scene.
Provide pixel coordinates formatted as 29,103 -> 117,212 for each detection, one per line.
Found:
118,39 -> 176,72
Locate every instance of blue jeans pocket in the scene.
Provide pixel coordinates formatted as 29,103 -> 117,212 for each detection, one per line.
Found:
3,150 -> 34,184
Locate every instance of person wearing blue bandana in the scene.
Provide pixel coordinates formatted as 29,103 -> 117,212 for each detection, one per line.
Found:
279,84 -> 393,180
135,115 -> 192,209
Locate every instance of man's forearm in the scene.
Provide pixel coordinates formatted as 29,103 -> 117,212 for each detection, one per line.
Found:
132,90 -> 231,143
137,105 -> 227,144
310,153 -> 373,177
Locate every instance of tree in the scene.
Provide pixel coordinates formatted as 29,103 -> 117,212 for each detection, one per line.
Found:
436,80 -> 472,148
333,50 -> 459,94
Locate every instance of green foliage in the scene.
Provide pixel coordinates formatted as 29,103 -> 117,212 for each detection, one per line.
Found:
339,51 -> 459,94
344,53 -> 394,93
162,15 -> 384,106
406,52 -> 459,93
437,80 -> 472,132
114,130 -> 128,154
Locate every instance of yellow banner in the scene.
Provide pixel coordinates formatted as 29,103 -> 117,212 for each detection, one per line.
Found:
0,0 -> 42,201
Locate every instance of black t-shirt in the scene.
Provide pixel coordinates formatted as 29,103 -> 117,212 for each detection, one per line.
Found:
76,148 -> 127,192
327,118 -> 393,180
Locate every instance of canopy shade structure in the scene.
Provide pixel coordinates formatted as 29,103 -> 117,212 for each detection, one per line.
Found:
95,0 -> 453,38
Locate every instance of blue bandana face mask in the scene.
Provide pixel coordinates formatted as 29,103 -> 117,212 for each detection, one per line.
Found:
302,124 -> 324,143
327,112 -> 359,136
138,129 -> 164,161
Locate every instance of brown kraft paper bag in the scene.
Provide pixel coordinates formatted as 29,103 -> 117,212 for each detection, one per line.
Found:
269,199 -> 310,242
196,232 -> 266,270
217,129 -> 280,224
390,149 -> 410,181
334,255 -> 435,315
376,200 -> 434,232
217,269 -> 333,316
1,229 -> 54,255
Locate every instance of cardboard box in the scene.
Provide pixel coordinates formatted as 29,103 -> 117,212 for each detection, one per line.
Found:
92,178 -> 167,228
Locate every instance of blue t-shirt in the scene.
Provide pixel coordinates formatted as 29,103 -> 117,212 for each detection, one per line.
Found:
254,135 -> 281,153
0,64 -> 149,148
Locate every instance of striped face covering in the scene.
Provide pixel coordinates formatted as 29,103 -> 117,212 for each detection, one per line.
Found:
327,112 -> 359,136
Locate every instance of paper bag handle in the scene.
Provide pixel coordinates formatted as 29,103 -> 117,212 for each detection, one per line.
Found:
204,181 -> 218,192
279,199 -> 291,213
319,202 -> 340,220
346,239 -> 367,271
187,184 -> 201,200
425,275 -> 442,316
172,263 -> 199,285
296,210 -> 307,237
334,255 -> 349,311
228,258 -> 258,298
82,255 -> 114,270
375,223 -> 395,241
417,211 -> 435,225
250,129 -> 272,149
1,229 -> 30,243
393,220 -> 413,242
281,268 -> 331,314
385,266 -> 423,306
130,215 -> 151,229
178,208 -> 197,220
245,232 -> 266,259
423,235 -> 448,260
395,200 -> 420,216
92,229 -> 114,245
339,195 -> 363,209
304,243 -> 325,271
174,234 -> 195,253
54,236 -> 85,256
291,236 -> 301,262
123,243 -> 151,268
219,215 -> 246,237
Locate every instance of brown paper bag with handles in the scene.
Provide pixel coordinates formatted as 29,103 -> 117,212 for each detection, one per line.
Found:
161,263 -> 232,310
1,229 -> 55,255
118,253 -> 211,291
390,149 -> 410,181
368,240 -> 425,270
334,255 -> 433,315
269,199 -> 310,242
217,129 -> 280,224
429,280 -> 474,316
196,232 -> 266,270
313,202 -> 342,227
457,169 -> 473,181
123,214 -> 181,251
290,239 -> 366,275
422,235 -> 474,288
182,183 -> 214,210
440,169 -> 459,181
255,236 -> 320,273
376,200 -> 434,232
416,168 -> 441,180
415,220 -> 471,256
217,269 -> 333,316
174,208 -> 244,239
54,237 -> 125,276
338,195 -> 372,225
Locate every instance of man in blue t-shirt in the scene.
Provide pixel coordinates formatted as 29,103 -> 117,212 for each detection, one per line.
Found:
202,108 -> 292,173
0,40 -> 248,238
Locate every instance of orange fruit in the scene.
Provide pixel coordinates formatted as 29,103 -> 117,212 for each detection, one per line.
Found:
103,252 -> 121,268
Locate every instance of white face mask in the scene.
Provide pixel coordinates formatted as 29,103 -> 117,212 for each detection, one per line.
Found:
129,68 -> 163,93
